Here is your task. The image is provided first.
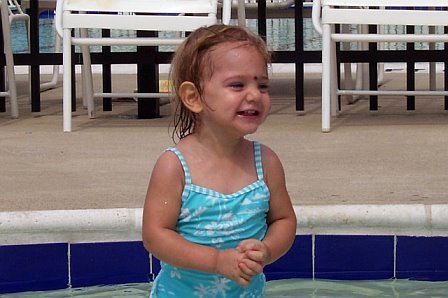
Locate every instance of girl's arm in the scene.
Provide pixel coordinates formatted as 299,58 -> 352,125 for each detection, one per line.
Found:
238,145 -> 297,268
142,151 -> 252,286
262,145 -> 297,264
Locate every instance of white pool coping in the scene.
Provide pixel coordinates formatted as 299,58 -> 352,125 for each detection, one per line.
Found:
1,204 -> 447,246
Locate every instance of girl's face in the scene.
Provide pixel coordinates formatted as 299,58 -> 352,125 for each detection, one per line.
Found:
199,42 -> 271,139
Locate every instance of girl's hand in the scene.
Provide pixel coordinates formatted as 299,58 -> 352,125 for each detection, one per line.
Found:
215,249 -> 253,288
236,239 -> 270,276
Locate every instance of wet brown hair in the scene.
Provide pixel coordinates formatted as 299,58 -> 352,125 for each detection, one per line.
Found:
169,24 -> 271,141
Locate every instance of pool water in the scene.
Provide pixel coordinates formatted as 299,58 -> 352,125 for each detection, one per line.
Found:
9,18 -> 305,54
3,279 -> 448,297
9,17 -> 446,55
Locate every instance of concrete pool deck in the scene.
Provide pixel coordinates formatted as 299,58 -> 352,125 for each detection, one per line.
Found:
1,68 -> 448,213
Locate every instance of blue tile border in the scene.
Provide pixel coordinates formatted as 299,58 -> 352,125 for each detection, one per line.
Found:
315,235 -> 395,280
265,235 -> 313,280
0,243 -> 68,294
2,235 -> 448,294
397,236 -> 448,281
71,241 -> 150,287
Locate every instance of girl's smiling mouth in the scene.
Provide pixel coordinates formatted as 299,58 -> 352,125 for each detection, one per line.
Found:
237,110 -> 260,116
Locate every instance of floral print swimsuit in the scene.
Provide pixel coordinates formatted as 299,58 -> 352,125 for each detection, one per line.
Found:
150,141 -> 270,298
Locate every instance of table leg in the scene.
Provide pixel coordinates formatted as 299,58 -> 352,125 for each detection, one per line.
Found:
29,0 -> 41,112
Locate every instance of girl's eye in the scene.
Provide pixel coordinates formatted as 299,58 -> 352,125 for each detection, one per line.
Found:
259,83 -> 269,93
230,83 -> 244,89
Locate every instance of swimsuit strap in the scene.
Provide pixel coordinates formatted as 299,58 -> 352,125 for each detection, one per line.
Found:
166,147 -> 192,187
166,143 -> 263,186
254,141 -> 264,180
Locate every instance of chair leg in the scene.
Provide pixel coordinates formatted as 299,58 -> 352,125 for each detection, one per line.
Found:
361,25 -> 370,91
321,23 -> 332,132
79,28 -> 95,118
353,25 -> 369,101
377,22 -> 385,86
237,0 -> 246,26
330,38 -> 338,117
62,29 -> 72,132
1,0 -> 18,118
342,24 -> 355,104
13,11 -> 33,99
40,32 -> 61,91
429,25 -> 436,91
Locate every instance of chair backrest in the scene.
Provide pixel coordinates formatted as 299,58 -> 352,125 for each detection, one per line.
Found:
318,0 -> 448,27
313,0 -> 448,37
56,0 -> 231,37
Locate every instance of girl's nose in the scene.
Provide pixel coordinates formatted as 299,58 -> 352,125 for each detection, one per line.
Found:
246,86 -> 261,102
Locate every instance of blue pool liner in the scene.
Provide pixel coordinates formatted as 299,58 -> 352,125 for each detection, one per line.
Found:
1,235 -> 448,294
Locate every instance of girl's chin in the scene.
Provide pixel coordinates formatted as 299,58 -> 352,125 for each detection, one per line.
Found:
238,124 -> 262,135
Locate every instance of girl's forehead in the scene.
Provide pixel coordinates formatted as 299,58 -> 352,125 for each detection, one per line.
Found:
210,41 -> 257,57
207,42 -> 266,67
201,41 -> 267,80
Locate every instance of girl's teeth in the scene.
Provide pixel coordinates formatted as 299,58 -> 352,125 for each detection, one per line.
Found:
239,110 -> 258,116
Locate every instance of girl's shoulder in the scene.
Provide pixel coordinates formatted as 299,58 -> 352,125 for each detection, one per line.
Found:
153,147 -> 185,180
258,142 -> 281,164
257,142 -> 286,186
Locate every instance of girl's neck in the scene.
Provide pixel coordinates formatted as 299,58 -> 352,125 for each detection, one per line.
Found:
191,132 -> 247,158
178,132 -> 256,195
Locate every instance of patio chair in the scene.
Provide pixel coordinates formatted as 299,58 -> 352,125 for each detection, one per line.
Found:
312,0 -> 448,132
1,0 -> 18,118
8,0 -> 61,93
55,0 -> 233,132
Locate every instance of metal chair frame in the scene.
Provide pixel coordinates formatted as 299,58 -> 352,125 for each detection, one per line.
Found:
55,0 -> 233,132
312,0 -> 448,132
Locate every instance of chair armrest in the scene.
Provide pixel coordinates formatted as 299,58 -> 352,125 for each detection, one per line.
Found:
55,0 -> 63,38
312,0 -> 322,35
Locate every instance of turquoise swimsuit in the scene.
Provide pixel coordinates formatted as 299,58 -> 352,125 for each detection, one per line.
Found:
150,141 -> 270,298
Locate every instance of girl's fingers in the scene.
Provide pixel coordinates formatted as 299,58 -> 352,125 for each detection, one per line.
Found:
238,239 -> 259,252
238,262 -> 256,277
237,276 -> 250,288
239,259 -> 263,276
245,249 -> 264,262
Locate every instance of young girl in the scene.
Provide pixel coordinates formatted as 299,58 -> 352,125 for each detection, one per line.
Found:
142,24 -> 297,297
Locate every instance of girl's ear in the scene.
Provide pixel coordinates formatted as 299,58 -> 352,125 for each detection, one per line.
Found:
179,81 -> 203,113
